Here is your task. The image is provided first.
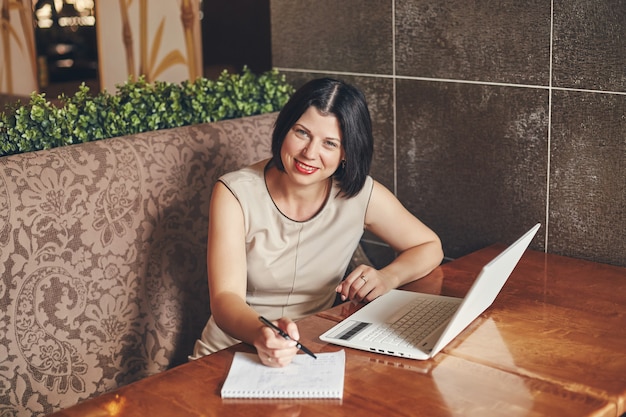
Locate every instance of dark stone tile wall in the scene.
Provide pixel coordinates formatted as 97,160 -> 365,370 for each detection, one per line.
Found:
271,1 -> 393,75
552,0 -> 626,91
395,1 -> 551,84
270,0 -> 626,267
395,80 -> 548,257
550,91 -> 626,265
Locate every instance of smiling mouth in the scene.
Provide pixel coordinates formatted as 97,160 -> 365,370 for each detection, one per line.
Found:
295,160 -> 318,174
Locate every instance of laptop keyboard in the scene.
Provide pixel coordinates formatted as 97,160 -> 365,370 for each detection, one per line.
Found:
365,298 -> 458,347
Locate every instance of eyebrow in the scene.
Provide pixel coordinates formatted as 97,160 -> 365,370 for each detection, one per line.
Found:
294,123 -> 341,143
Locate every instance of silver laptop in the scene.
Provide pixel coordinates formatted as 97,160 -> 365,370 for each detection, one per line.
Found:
320,223 -> 540,360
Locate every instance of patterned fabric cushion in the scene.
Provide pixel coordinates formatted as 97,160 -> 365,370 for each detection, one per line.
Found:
0,113 -> 276,416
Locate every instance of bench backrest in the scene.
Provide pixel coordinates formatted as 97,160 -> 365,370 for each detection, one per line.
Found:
0,113 -> 275,416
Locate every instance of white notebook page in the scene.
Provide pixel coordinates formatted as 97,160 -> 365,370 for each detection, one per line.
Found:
221,350 -> 345,399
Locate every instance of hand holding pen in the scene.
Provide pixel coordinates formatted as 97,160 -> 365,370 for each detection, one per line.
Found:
259,316 -> 317,360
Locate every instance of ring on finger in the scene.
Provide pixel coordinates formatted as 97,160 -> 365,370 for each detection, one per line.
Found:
360,275 -> 367,283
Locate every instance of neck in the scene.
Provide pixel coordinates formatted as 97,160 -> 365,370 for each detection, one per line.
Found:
266,167 -> 332,221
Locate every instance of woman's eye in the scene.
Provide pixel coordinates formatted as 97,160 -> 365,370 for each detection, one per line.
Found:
324,140 -> 339,148
294,128 -> 309,138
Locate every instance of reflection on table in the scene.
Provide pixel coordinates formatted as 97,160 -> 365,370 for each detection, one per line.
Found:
49,246 -> 626,417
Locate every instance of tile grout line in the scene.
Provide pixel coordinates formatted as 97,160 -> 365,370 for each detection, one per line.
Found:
392,0 -> 398,196
274,67 -> 626,96
545,0 -> 554,253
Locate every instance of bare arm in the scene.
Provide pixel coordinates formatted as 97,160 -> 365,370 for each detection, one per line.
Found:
336,180 -> 443,302
207,182 -> 298,366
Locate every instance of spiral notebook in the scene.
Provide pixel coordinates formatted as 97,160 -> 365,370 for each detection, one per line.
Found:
221,350 -> 345,399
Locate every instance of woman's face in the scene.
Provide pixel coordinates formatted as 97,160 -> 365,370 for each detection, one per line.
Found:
280,106 -> 345,186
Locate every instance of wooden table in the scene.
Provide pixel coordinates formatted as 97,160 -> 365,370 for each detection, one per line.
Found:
49,246 -> 626,417
431,245 -> 626,417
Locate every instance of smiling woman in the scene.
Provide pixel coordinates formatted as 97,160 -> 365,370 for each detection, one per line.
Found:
270,78 -> 374,198
265,105 -> 345,222
191,78 -> 443,367
274,106 -> 344,194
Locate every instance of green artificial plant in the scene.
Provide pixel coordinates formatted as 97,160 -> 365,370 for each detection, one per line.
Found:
0,67 -> 294,157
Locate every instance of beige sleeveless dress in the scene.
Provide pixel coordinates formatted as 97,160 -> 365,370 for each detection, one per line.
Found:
191,159 -> 373,358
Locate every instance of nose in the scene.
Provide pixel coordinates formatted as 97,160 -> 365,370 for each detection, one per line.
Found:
301,139 -> 320,160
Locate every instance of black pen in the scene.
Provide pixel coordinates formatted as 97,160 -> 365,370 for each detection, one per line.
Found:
259,316 -> 317,359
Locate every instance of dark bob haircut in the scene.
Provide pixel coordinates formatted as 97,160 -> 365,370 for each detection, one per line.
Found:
271,78 -> 374,198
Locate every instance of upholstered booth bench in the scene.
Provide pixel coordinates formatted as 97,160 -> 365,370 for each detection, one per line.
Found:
0,113 -> 278,416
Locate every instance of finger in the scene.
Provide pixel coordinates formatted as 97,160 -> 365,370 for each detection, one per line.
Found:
272,318 -> 300,343
363,290 -> 380,303
355,273 -> 382,302
357,274 -> 368,286
348,273 -> 369,300
336,281 -> 349,301
276,317 -> 299,339
263,345 -> 298,367
335,279 -> 349,301
259,326 -> 295,352
284,320 -> 300,341
340,270 -> 367,301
